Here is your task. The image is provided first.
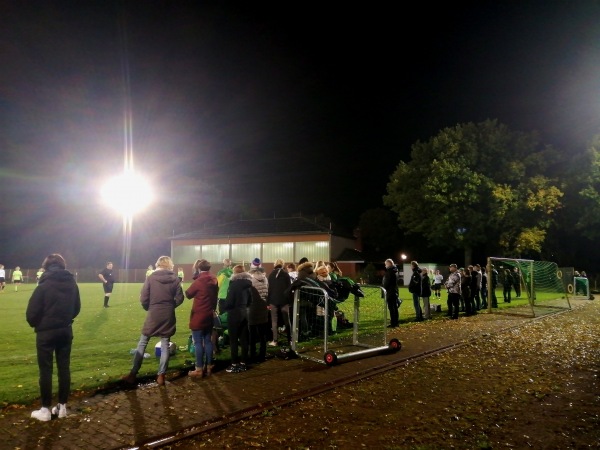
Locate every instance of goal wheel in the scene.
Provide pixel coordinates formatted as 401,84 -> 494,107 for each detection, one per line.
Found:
324,351 -> 338,366
388,338 -> 401,352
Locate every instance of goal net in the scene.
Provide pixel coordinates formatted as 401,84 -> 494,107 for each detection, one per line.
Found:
487,257 -> 571,317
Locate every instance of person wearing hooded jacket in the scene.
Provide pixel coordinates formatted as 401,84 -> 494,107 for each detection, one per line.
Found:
221,265 -> 253,373
26,253 -> 81,421
267,258 -> 292,346
248,258 -> 269,362
122,256 -> 184,387
185,259 -> 218,377
383,259 -> 401,328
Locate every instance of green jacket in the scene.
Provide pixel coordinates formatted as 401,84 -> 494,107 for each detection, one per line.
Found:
216,266 -> 233,299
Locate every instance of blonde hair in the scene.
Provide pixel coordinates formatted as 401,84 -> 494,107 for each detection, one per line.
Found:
274,258 -> 285,267
155,256 -> 174,270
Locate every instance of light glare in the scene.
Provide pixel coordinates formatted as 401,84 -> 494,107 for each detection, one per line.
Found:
101,172 -> 153,217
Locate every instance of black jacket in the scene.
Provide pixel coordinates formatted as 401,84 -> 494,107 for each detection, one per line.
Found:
383,265 -> 399,298
26,267 -> 81,333
267,265 -> 292,306
408,267 -> 420,294
222,272 -> 253,325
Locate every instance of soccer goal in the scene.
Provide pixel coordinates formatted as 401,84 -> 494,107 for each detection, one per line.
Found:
487,257 -> 571,317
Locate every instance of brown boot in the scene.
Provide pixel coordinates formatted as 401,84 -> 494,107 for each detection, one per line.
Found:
206,364 -> 215,377
121,372 -> 137,385
157,373 -> 165,386
188,368 -> 204,377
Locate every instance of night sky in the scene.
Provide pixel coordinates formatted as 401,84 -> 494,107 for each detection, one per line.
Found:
1,1 -> 599,268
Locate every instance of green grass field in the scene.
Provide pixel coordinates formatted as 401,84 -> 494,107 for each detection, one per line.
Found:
0,282 -> 201,407
0,282 -> 568,407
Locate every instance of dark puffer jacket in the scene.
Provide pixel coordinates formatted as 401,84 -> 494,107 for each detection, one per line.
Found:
222,272 -> 253,325
140,269 -> 184,338
248,268 -> 269,326
26,267 -> 81,332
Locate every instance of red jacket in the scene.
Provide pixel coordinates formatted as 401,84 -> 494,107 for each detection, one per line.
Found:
185,271 -> 218,331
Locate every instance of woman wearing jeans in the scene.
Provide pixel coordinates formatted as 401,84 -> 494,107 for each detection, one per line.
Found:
122,256 -> 184,386
185,259 -> 218,377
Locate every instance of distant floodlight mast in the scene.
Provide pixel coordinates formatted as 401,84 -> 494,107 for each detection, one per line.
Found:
101,171 -> 153,217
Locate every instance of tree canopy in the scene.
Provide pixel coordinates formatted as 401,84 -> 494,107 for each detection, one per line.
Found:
383,120 -> 564,259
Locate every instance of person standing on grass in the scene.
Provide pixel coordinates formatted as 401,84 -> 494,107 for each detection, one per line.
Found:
445,264 -> 461,320
267,258 -> 292,347
36,268 -> 45,284
420,267 -> 432,320
98,262 -> 115,308
432,269 -> 443,302
383,259 -> 400,328
146,265 -> 154,278
121,256 -> 184,386
408,260 -> 424,321
185,259 -> 218,377
247,258 -> 270,363
216,259 -> 233,312
12,266 -> 23,291
0,264 -> 5,291
177,267 -> 184,282
26,253 -> 81,421
222,265 -> 253,373
503,268 -> 513,303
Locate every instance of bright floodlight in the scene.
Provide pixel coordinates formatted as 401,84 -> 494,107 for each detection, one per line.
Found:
101,172 -> 153,216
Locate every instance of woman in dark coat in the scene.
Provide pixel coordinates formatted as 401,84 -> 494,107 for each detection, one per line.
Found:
26,253 -> 81,421
122,256 -> 184,386
185,259 -> 218,377
221,265 -> 253,373
267,259 -> 292,346
383,259 -> 400,328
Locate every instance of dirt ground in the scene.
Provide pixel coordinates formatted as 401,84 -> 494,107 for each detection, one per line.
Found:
168,301 -> 600,449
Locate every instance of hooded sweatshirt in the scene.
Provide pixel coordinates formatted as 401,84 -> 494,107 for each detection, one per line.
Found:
140,269 -> 184,337
26,266 -> 81,332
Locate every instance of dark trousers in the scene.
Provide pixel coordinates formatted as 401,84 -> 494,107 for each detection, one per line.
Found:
448,293 -> 461,319
503,285 -> 512,302
36,327 -> 73,407
386,294 -> 400,326
228,319 -> 249,365
249,322 -> 269,361
472,287 -> 481,310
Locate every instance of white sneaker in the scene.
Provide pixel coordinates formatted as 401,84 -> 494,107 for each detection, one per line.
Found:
51,403 -> 68,418
268,341 -> 277,347
31,407 -> 51,421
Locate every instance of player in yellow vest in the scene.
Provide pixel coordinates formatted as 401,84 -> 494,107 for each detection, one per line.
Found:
12,266 -> 23,291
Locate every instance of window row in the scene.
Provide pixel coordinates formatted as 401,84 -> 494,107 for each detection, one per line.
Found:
172,241 -> 330,265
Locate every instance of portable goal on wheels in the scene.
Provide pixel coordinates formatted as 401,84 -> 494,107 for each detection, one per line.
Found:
290,285 -> 401,365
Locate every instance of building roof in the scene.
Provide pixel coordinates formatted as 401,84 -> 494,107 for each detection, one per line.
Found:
171,216 -> 352,240
335,248 -> 365,263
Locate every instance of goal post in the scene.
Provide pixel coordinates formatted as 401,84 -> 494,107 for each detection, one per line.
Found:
487,257 -> 571,317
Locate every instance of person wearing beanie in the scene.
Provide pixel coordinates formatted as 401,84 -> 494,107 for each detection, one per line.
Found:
251,257 -> 261,268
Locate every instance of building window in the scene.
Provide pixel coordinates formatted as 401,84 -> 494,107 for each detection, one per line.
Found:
262,242 -> 294,264
172,245 -> 201,264
202,244 -> 230,263
231,243 -> 261,264
295,241 -> 329,263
